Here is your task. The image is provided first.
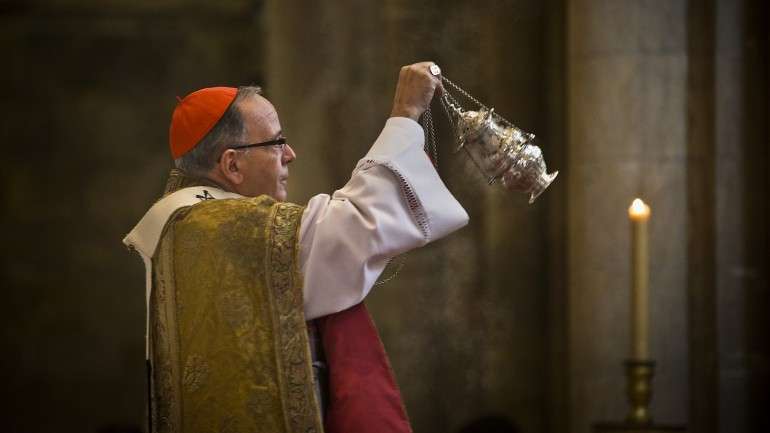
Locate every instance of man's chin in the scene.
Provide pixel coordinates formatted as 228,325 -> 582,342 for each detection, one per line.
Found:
275,186 -> 288,202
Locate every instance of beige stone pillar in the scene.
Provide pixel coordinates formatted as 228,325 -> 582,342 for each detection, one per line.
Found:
567,1 -> 689,432
264,2 -> 390,203
713,1 -> 769,431
265,2 -> 554,432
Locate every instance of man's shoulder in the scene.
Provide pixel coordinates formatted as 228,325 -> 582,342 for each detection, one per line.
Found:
165,196 -> 304,255
173,195 -> 303,231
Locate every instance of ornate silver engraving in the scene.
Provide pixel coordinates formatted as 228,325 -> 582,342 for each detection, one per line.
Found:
432,75 -> 559,204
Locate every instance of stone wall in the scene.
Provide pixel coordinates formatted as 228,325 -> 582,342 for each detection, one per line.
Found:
265,2 -> 559,432
1,1 -> 767,432
0,2 -> 264,431
567,1 -> 690,430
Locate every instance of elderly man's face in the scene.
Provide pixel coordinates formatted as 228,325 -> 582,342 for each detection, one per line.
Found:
235,95 -> 296,201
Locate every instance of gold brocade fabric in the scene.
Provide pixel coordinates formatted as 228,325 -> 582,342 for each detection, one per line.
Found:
149,170 -> 323,433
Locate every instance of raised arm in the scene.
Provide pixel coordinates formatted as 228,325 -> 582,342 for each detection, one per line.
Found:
299,63 -> 468,320
300,116 -> 468,319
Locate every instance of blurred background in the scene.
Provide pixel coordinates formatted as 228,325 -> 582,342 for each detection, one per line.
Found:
1,0 -> 767,432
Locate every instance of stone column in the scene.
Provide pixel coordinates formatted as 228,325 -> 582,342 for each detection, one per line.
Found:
567,2 -> 689,432
0,2 -> 265,431
265,2 -> 554,432
263,2 -> 389,203
686,1 -> 718,432
713,1 -> 770,432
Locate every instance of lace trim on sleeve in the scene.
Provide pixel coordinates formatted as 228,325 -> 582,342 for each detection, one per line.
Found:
356,159 -> 431,241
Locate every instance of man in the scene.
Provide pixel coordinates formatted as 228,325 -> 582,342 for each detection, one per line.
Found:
124,62 -> 468,433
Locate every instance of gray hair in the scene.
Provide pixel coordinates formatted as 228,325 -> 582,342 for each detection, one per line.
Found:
174,85 -> 263,175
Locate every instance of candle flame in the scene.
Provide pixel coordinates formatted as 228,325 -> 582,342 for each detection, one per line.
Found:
629,198 -> 650,220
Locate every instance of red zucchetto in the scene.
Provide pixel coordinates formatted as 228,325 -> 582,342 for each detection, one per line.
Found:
169,86 -> 237,159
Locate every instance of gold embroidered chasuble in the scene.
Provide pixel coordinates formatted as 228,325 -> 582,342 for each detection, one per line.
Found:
149,171 -> 323,433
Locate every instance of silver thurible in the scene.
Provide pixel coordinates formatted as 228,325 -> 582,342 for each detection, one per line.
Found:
444,99 -> 558,204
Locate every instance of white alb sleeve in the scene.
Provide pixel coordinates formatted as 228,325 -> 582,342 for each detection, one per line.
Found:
299,117 -> 469,320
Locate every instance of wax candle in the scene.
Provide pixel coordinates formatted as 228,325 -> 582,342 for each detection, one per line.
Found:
628,198 -> 651,360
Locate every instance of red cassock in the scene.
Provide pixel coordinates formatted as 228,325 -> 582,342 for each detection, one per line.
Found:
318,303 -> 413,433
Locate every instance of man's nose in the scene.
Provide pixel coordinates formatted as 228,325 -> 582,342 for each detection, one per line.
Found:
283,143 -> 297,163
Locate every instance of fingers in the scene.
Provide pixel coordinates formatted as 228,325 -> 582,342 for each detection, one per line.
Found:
402,62 -> 441,84
405,62 -> 441,101
435,81 -> 445,97
390,61 -> 444,120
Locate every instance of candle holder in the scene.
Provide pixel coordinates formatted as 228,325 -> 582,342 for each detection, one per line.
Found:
625,359 -> 655,425
593,359 -> 686,433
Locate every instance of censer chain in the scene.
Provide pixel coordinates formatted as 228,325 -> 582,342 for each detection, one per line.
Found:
423,105 -> 439,167
375,92 -> 441,287
439,75 -> 521,132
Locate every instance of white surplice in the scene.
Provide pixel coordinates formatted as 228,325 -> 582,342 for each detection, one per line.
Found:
299,117 -> 468,319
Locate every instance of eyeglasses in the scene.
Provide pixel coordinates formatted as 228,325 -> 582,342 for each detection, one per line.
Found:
228,137 -> 287,152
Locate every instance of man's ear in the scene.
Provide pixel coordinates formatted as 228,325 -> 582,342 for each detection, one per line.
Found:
218,149 -> 244,185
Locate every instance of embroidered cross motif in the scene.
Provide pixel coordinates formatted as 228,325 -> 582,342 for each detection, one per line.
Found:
195,190 -> 215,201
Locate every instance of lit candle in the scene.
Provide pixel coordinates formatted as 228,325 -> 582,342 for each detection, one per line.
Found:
628,198 -> 651,360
